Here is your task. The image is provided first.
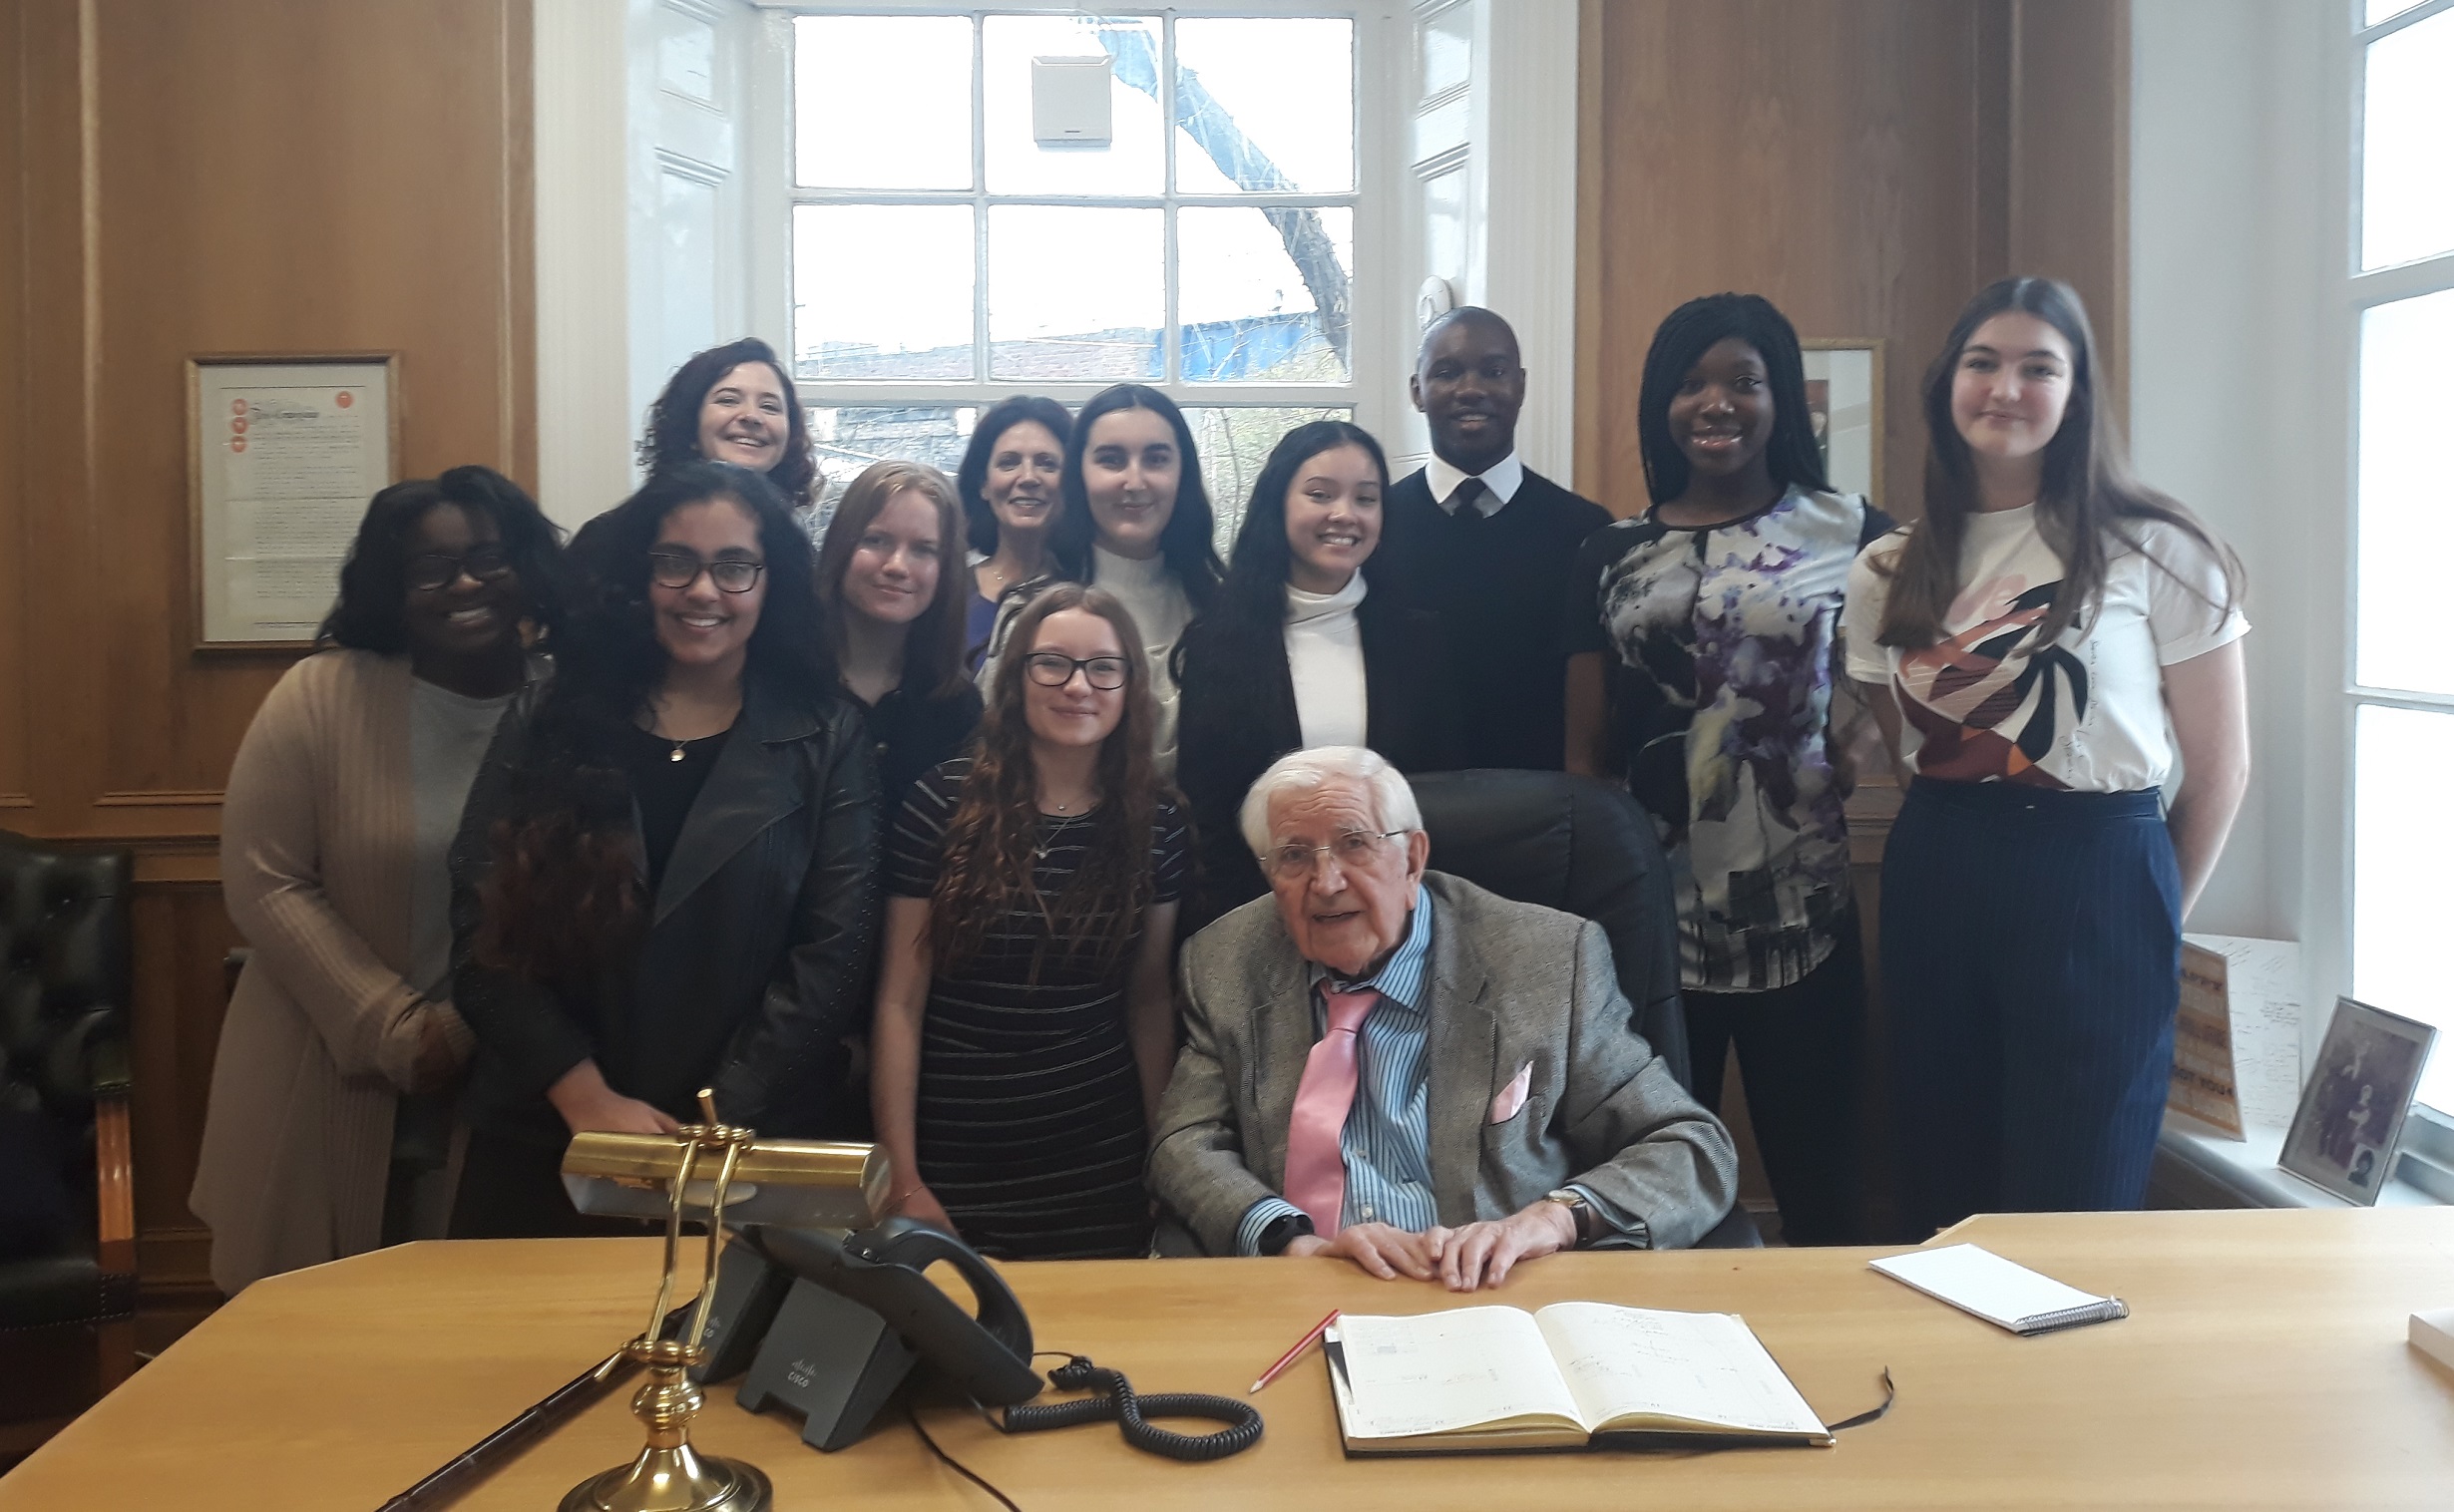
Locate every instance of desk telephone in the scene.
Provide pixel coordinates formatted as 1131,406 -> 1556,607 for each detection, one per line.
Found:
693,1219 -> 1261,1461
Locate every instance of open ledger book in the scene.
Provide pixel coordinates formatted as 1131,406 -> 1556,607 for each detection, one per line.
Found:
1324,1303 -> 1832,1454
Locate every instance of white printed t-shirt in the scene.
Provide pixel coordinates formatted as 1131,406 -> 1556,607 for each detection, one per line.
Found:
1842,506 -> 2246,792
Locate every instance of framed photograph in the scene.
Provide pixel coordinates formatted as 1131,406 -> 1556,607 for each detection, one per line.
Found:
1801,339 -> 1883,504
189,353 -> 399,651
2278,996 -> 2436,1204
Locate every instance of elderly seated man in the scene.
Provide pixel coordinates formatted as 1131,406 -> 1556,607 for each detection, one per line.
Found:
1150,747 -> 1738,1291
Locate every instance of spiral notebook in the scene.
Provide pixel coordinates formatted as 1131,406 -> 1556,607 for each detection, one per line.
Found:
1869,1244 -> 2129,1335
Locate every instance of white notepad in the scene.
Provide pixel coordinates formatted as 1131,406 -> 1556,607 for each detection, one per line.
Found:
1869,1244 -> 2129,1335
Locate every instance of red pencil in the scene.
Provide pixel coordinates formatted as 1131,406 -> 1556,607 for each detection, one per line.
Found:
1250,1308 -> 1342,1394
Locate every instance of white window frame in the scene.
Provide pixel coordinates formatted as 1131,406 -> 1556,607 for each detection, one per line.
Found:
2344,0 -> 2454,1153
741,0 -> 1402,444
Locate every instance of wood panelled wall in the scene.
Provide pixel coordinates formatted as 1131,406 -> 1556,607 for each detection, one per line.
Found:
1574,0 -> 2130,523
3,0 -> 533,1332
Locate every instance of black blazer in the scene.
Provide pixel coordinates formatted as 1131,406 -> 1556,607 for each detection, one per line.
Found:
449,670 -> 882,1140
1174,587 -> 1461,932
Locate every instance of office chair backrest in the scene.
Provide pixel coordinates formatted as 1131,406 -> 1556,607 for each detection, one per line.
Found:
1408,770 -> 1691,1091
0,830 -> 134,1237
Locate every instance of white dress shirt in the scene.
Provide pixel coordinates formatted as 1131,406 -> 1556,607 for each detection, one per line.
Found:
1424,449 -> 1525,517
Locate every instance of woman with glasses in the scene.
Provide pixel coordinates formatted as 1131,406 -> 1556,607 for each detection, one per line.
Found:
819,459 -> 982,817
447,461 -> 880,1238
637,336 -> 824,533
193,466 -> 567,1294
955,396 -> 1070,670
870,583 -> 1186,1259
1008,384 -> 1223,778
1174,420 -> 1459,934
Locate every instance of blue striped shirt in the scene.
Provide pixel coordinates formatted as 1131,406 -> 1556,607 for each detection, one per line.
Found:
1235,892 -> 1439,1253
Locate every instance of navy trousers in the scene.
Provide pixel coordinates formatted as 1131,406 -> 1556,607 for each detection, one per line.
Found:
1881,779 -> 2181,1241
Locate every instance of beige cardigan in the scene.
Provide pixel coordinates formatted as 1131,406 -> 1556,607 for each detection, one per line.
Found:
190,650 -> 478,1295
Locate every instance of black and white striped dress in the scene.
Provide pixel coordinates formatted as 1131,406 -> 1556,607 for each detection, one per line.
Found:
888,758 -> 1186,1260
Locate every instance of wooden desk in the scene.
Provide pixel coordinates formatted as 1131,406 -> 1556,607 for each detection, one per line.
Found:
8,1209 -> 2454,1509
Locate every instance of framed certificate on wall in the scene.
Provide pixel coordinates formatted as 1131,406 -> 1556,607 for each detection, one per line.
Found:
189,354 -> 399,650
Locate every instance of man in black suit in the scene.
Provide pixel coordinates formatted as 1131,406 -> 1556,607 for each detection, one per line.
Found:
1375,308 -> 1611,770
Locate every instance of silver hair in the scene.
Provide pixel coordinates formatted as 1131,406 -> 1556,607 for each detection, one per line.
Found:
1239,745 -> 1425,857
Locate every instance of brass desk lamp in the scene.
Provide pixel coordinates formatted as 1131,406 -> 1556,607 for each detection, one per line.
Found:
555,1091 -> 887,1512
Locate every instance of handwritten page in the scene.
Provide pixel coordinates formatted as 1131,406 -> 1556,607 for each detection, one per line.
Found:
1332,1308 -> 1583,1438
1870,1244 -> 2119,1331
1533,1304 -> 1827,1437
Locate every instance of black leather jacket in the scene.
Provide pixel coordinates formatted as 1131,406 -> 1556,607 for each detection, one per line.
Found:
448,669 -> 881,1138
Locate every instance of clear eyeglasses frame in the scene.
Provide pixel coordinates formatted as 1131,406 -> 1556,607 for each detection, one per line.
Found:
647,551 -> 766,593
1022,652 -> 1129,691
1264,828 -> 1409,881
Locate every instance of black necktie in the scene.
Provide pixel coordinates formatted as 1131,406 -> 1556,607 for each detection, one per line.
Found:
1447,476 -> 1488,526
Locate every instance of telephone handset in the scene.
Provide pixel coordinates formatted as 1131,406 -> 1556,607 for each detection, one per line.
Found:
748,1221 -> 1041,1404
703,1219 -> 1261,1462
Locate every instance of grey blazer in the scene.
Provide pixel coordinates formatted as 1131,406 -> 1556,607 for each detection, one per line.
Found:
1148,871 -> 1738,1255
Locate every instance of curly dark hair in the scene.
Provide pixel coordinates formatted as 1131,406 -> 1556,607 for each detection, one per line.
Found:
635,337 -> 820,511
1636,292 -> 1830,508
318,465 -> 568,652
1046,384 -> 1223,615
475,462 -> 834,983
930,583 -> 1166,979
956,395 -> 1073,557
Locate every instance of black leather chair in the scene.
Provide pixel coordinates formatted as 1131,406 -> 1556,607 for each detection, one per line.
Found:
1411,769 -> 1692,1091
1412,769 -> 1759,1250
0,830 -> 137,1453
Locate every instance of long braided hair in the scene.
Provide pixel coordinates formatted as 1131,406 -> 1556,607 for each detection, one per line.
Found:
928,583 -> 1166,978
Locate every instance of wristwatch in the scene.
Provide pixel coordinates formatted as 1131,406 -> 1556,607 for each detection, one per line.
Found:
1258,1210 -> 1316,1257
1542,1189 -> 1596,1248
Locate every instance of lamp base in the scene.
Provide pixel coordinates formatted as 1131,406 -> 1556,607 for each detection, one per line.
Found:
557,1441 -> 771,1512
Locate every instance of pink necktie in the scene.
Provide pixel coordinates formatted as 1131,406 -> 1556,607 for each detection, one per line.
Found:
1284,986 -> 1378,1234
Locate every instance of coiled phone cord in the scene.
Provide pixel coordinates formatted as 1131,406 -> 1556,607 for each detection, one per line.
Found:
999,1354 -> 1264,1462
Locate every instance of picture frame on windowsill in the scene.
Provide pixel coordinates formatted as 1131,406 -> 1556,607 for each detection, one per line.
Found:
2278,997 -> 2437,1206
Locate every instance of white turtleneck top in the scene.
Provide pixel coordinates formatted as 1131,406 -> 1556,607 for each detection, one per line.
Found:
1285,571 -> 1368,750
1091,544 -> 1194,775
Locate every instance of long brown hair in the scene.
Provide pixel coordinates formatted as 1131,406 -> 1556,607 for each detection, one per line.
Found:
929,583 -> 1165,977
1876,276 -> 2243,650
816,460 -> 970,699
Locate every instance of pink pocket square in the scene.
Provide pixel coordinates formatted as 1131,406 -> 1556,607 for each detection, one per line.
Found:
1487,1061 -> 1533,1124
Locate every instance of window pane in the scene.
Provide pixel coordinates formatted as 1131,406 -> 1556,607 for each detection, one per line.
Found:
795,16 -> 973,190
793,205 -> 976,380
2356,287 -> 2454,694
1183,405 -> 1354,556
1178,206 -> 1352,383
2361,9 -> 2454,269
1173,19 -> 1355,195
2353,704 -> 2454,1112
984,15 -> 1163,195
988,205 -> 1161,381
807,406 -> 980,529
2368,0 -> 2429,26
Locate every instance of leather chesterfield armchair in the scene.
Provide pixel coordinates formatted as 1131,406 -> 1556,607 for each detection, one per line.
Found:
0,829 -> 137,1452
